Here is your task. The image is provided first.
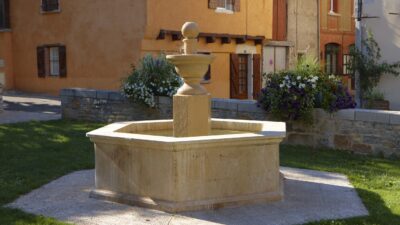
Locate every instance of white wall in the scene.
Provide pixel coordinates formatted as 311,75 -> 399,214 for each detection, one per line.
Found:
362,0 -> 400,110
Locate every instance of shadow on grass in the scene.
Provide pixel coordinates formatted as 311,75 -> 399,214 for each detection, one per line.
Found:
0,120 -> 103,225
4,100 -> 61,114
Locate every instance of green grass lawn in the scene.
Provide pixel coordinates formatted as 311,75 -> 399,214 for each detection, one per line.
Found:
0,120 -> 399,225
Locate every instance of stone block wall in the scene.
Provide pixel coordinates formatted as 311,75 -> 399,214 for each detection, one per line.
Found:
61,88 -> 172,122
0,82 -> 3,113
61,88 -> 400,158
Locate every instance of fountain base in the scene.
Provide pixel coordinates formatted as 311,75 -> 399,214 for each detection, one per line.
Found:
87,119 -> 286,212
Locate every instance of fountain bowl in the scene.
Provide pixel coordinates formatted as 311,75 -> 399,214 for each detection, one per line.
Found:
166,54 -> 215,80
87,118 -> 286,212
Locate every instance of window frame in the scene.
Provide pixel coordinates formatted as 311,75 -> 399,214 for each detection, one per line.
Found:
329,0 -> 339,15
325,43 -> 340,75
212,0 -> 239,14
49,47 -> 60,76
342,54 -> 353,76
41,0 -> 60,13
37,45 -> 66,78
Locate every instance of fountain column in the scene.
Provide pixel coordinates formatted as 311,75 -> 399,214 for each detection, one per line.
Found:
168,22 -> 215,137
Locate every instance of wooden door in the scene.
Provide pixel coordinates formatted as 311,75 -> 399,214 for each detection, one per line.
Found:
230,54 -> 248,99
253,54 -> 261,100
263,46 -> 287,74
275,47 -> 287,71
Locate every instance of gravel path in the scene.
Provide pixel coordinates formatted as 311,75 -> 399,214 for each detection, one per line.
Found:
8,167 -> 368,225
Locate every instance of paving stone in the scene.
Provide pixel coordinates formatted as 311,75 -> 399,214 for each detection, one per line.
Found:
7,167 -> 368,225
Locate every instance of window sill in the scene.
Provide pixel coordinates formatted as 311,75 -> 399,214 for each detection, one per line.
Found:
215,8 -> 234,14
328,11 -> 341,17
41,9 -> 61,14
0,29 -> 12,33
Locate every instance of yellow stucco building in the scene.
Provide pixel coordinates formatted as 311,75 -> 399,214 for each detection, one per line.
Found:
0,0 -> 276,99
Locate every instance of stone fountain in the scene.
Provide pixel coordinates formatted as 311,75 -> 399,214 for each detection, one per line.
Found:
87,22 -> 286,213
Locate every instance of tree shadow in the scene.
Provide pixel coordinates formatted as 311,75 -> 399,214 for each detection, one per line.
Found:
3,100 -> 61,114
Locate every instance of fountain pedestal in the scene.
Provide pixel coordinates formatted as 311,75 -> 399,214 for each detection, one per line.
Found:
173,94 -> 211,137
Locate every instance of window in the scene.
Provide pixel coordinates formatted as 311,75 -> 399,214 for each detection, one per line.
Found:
209,0 -> 240,13
329,0 -> 339,15
237,54 -> 248,95
41,0 -> 59,12
0,0 -> 10,29
223,0 -> 234,11
49,47 -> 60,76
343,54 -> 353,75
37,45 -> 66,78
325,43 -> 340,75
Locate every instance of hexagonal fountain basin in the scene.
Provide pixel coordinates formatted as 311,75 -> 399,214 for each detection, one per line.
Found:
87,119 -> 286,213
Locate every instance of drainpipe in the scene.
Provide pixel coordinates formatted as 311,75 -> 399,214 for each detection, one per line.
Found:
355,0 -> 363,107
317,0 -> 320,61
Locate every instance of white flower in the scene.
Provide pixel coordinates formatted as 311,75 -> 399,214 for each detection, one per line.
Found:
285,75 -> 290,80
297,76 -> 301,80
312,84 -> 317,89
279,84 -> 285,88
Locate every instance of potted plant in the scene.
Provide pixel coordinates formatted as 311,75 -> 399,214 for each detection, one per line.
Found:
363,90 -> 389,110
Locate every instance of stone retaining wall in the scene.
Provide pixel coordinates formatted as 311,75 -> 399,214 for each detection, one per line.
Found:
0,83 -> 3,113
61,88 -> 400,158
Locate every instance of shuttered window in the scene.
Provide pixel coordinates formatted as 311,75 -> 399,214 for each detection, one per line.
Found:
209,0 -> 240,12
0,0 -> 10,29
49,47 -> 60,76
42,0 -> 59,12
37,45 -> 67,78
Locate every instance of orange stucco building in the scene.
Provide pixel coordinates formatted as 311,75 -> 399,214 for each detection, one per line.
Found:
0,0 -> 279,99
320,0 -> 355,89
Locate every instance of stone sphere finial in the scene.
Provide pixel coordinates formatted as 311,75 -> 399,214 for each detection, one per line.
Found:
182,22 -> 199,39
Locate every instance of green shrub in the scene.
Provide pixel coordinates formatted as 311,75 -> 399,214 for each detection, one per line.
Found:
122,54 -> 182,107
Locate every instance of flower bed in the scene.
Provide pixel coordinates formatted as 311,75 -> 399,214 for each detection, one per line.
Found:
259,58 -> 356,122
122,54 -> 183,107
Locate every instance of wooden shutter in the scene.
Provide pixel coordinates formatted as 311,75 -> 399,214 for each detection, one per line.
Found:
252,54 -> 261,99
37,47 -> 46,78
230,54 -> 240,99
233,0 -> 240,12
4,0 -> 10,28
59,46 -> 67,77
